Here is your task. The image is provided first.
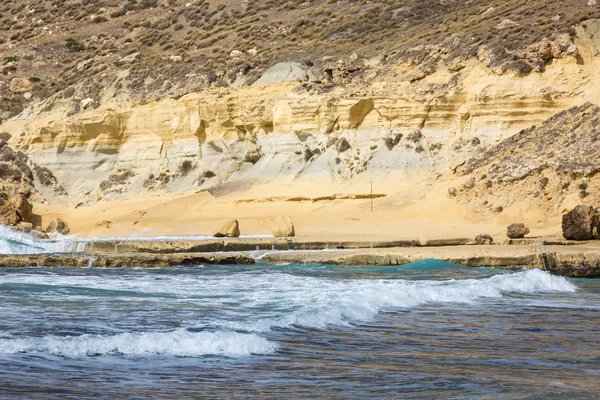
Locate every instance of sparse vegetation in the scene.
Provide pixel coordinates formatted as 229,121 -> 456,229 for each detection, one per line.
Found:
99,170 -> 135,191
34,166 -> 57,186
407,131 -> 422,143
337,138 -> 351,153
2,0 -> 598,121
144,171 -> 171,190
64,38 -> 86,52
178,160 -> 195,176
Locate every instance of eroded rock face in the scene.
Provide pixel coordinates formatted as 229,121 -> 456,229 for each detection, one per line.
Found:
562,205 -> 598,240
9,194 -> 34,224
213,219 -> 240,238
271,215 -> 295,237
46,217 -> 70,235
0,198 -> 19,226
507,223 -> 530,239
475,234 -> 493,245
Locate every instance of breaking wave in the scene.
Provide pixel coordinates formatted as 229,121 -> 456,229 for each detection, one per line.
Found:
0,329 -> 277,358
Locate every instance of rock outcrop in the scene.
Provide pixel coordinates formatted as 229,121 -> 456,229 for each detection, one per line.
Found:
0,197 -> 19,226
271,215 -> 295,237
252,62 -> 309,86
46,218 -> 70,235
507,223 -> 530,239
562,205 -> 599,240
453,103 -> 600,220
213,219 -> 240,238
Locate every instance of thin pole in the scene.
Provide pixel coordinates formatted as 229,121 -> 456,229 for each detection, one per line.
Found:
371,181 -> 373,212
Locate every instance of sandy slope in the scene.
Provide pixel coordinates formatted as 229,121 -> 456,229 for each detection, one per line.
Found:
35,173 -> 562,242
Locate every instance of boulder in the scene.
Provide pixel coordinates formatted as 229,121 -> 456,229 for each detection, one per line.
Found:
475,234 -> 493,245
562,205 -> 598,240
13,221 -> 33,233
271,214 -> 295,237
46,217 -> 70,235
506,223 -> 530,239
213,219 -> 240,238
30,229 -> 49,240
0,198 -> 19,226
9,77 -> 33,93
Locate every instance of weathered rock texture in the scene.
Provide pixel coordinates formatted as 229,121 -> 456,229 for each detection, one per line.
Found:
2,5 -> 600,233
46,217 -> 70,235
507,223 -> 530,239
454,103 -> 600,219
0,135 -> 44,227
562,205 -> 599,240
213,219 -> 240,238
0,252 -> 254,268
475,234 -> 493,245
271,215 -> 295,238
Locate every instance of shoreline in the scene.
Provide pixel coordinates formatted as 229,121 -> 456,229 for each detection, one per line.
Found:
1,238 -> 600,277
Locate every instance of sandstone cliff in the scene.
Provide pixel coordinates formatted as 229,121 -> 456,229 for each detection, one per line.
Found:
2,3 -> 600,237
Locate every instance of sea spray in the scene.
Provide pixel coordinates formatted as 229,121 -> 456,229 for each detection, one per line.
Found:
0,225 -> 49,254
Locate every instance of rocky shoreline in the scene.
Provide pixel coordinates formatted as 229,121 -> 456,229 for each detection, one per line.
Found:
0,252 -> 254,268
2,239 -> 600,278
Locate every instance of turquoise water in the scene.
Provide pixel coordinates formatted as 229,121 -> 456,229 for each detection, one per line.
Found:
0,262 -> 598,399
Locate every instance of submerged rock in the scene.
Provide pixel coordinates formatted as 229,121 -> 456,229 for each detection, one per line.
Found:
507,223 -> 530,239
213,219 -> 240,238
562,205 -> 598,240
271,214 -> 295,237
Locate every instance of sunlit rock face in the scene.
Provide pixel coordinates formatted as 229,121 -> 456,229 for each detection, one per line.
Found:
2,50 -> 596,207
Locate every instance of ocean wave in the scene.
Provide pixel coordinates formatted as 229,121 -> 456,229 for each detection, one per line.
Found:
1,268 -> 578,337
0,225 -> 50,254
0,329 -> 277,358
218,269 -> 577,332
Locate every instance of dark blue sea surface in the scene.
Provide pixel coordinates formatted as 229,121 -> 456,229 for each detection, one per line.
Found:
0,262 -> 598,399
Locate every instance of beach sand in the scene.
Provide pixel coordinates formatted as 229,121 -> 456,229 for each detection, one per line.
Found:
34,176 -> 562,242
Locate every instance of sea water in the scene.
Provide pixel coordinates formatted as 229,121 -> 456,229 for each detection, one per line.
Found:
0,262 -> 598,399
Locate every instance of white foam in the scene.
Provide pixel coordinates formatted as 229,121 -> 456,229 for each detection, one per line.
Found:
0,329 -> 277,358
0,225 -> 49,254
218,269 -> 578,332
0,224 -> 273,254
1,268 -> 577,333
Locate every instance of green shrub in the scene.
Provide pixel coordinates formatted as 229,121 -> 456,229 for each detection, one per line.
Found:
65,38 -> 85,52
